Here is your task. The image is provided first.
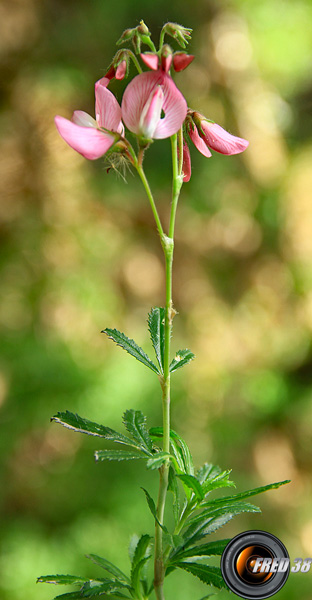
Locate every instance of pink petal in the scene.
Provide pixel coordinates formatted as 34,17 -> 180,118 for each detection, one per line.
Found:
95,84 -> 122,132
72,110 -> 97,128
121,71 -> 187,139
161,54 -> 172,74
95,76 -> 110,90
139,86 -> 164,138
115,60 -> 127,80
55,116 -> 115,160
173,53 -> 195,72
182,141 -> 191,182
187,121 -> 212,157
200,122 -> 249,155
140,53 -> 159,70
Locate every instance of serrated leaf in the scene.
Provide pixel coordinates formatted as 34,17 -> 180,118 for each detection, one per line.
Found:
170,539 -> 231,563
81,579 -> 129,597
102,328 -> 159,374
94,449 -> 148,462
186,502 -> 261,529
123,410 -> 153,453
131,557 -> 151,598
178,474 -> 204,501
183,503 -> 260,547
37,575 -> 87,586
168,466 -> 181,524
201,480 -> 290,508
128,535 -> 139,563
131,535 -> 152,593
150,428 -> 194,475
51,411 -> 136,448
198,464 -> 235,494
148,307 -> 165,373
146,451 -> 170,470
170,349 -> 195,373
175,563 -> 227,590
86,555 -> 130,584
141,488 -> 168,533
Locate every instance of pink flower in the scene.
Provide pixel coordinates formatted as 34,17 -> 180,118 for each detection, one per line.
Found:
121,71 -> 187,139
187,112 -> 249,156
182,111 -> 249,182
54,79 -> 123,160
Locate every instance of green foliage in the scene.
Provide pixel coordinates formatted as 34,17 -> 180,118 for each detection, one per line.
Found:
178,474 -> 205,501
123,409 -> 154,453
47,407 -> 290,597
148,307 -> 165,374
146,451 -> 171,470
51,411 -> 136,446
150,427 -> 194,475
94,449 -> 148,462
37,575 -> 87,585
174,563 -> 227,590
52,410 -> 155,460
141,488 -> 168,532
102,328 -> 159,374
170,349 -> 195,373
86,555 -> 130,584
130,535 -> 152,598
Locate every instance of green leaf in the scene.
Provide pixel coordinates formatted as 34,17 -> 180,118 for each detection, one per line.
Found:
168,466 -> 181,524
141,488 -> 168,533
130,535 -> 152,595
148,307 -> 165,373
102,328 -> 159,374
80,579 -> 129,597
146,451 -> 170,470
197,463 -> 235,493
170,539 -> 231,563
94,449 -> 148,462
123,410 -> 153,453
170,349 -> 195,373
51,411 -> 136,448
131,557 -> 151,598
178,474 -> 205,501
175,563 -> 227,590
150,428 -> 194,475
201,480 -> 290,508
183,503 -> 260,547
86,555 -> 130,584
37,575 -> 87,586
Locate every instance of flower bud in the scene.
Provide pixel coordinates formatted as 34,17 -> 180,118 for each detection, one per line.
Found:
162,22 -> 192,48
117,21 -> 152,55
137,20 -> 150,36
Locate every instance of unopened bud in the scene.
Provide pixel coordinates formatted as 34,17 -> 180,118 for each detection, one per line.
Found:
162,22 -> 192,48
137,20 -> 150,36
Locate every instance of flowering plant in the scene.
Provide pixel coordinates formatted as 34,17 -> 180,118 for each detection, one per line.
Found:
38,21 -> 288,600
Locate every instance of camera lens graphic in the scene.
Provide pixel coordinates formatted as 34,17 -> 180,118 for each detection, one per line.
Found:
221,531 -> 289,599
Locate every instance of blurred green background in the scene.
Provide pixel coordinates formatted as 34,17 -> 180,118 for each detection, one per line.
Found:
1,0 -> 312,599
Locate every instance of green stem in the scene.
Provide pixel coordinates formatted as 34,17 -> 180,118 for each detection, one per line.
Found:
159,27 -> 166,51
129,51 -> 143,74
136,164 -> 165,243
135,138 -> 183,600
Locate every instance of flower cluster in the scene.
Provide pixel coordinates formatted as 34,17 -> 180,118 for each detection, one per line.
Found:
55,22 -> 248,180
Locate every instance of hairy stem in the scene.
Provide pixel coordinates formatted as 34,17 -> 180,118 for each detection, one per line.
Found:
135,137 -> 182,600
